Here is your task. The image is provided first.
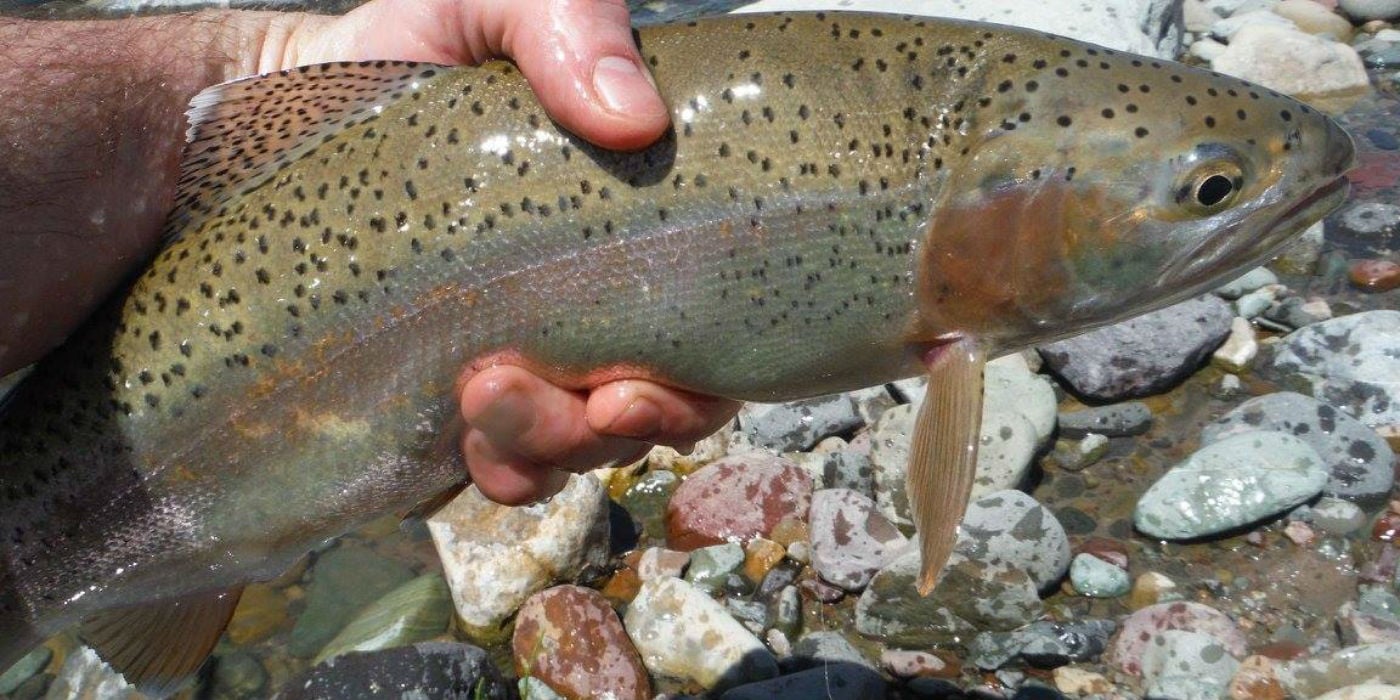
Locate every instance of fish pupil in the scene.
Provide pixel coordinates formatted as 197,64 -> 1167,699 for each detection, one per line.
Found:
1196,174 -> 1235,207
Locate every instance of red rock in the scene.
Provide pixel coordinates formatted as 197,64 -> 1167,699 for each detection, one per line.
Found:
665,454 -> 814,551
512,585 -> 651,700
1349,260 -> 1400,293
1375,511 -> 1400,542
1107,601 -> 1248,676
1254,640 -> 1308,661
1075,537 -> 1130,570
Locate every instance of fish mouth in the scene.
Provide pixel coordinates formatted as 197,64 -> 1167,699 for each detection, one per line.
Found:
1271,176 -> 1349,235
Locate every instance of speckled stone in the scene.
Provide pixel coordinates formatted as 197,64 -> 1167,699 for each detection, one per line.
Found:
738,394 -> 862,452
786,631 -> 875,672
1108,602 -> 1248,676
623,577 -> 778,692
958,489 -> 1072,591
1070,553 -> 1131,598
969,620 -> 1116,670
684,543 -> 745,593
1202,392 -> 1396,505
665,454 -> 813,551
512,585 -> 650,700
808,488 -> 909,592
1058,402 -> 1153,439
1134,431 -> 1328,539
1271,310 -> 1400,431
1139,630 -> 1241,700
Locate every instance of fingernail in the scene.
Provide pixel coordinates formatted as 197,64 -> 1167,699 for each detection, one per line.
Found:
476,388 -> 533,436
592,55 -> 661,115
605,396 -> 663,439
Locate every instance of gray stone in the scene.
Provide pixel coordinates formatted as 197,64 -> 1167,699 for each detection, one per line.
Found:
0,646 -> 50,695
809,488 -> 909,592
1136,431 -> 1328,539
1214,267 -> 1279,299
314,573 -> 453,664
1058,402 -> 1154,438
1339,202 -> 1400,236
1276,643 -> 1400,698
289,545 -> 416,657
786,631 -> 875,672
969,620 -> 1117,670
719,664 -> 886,700
685,543 -> 745,593
796,442 -> 875,496
624,577 -> 778,692
210,651 -> 268,700
1340,0 -> 1400,21
1202,392 -> 1396,505
1271,311 -> 1400,432
959,490 -> 1072,592
1138,630 -> 1239,700
1039,296 -> 1234,402
273,642 -> 513,700
1070,554 -> 1131,598
1262,295 -> 1334,331
738,394 -> 863,452
1310,496 -> 1369,535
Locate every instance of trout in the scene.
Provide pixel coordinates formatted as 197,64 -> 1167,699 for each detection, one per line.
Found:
0,11 -> 1353,690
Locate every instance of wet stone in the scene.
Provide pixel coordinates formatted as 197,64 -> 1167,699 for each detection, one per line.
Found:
785,631 -> 874,672
1310,496 -> 1369,535
1215,266 -> 1280,299
1039,295 -> 1234,402
289,545 -> 416,657
314,572 -> 453,664
969,620 -> 1116,670
1202,392 -> 1396,505
958,489 -> 1072,592
1058,401 -> 1154,439
770,585 -> 801,638
665,454 -> 813,551
616,469 -> 678,540
512,585 -> 650,700
795,445 -> 874,497
684,542 -> 744,593
273,642 -> 513,700
1262,295 -> 1334,331
1339,202 -> 1400,236
1134,431 -> 1328,539
809,488 -> 909,592
1139,630 -> 1241,700
1349,259 -> 1400,292
718,663 -> 886,700
0,646 -> 49,695
738,393 -> 862,452
1070,553 -> 1131,598
1271,310 -> 1400,431
755,558 -> 802,599
1275,643 -> 1400,698
1108,601 -> 1248,676
880,649 -> 958,679
623,577 -> 778,692
210,651 -> 268,700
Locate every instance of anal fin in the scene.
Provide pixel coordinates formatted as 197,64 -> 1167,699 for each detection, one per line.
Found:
908,338 -> 986,595
80,586 -> 243,697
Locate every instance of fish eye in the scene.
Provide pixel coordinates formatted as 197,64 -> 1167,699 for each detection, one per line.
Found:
1174,156 -> 1244,215
1195,174 -> 1236,207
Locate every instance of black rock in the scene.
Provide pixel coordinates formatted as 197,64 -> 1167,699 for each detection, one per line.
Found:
274,642 -> 515,700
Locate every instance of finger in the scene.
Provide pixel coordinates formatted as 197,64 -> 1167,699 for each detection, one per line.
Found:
460,365 -> 652,472
586,380 -> 741,447
462,429 -> 570,505
289,0 -> 669,151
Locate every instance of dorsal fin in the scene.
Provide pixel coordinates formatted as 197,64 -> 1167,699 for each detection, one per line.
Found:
166,60 -> 449,245
80,586 -> 243,697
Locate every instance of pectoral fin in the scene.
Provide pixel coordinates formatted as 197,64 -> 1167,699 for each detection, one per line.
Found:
907,338 -> 986,595
80,586 -> 243,697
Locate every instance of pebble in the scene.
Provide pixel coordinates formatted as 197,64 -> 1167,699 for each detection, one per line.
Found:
665,454 -> 813,550
1236,284 -> 1283,319
1271,310 -> 1400,431
1340,0 -> 1400,21
1134,431 -> 1329,539
210,650 -> 268,700
1275,642 -> 1400,697
1349,260 -> 1400,292
1053,666 -> 1114,695
1141,631 -> 1240,700
1038,295 -> 1234,402
1211,24 -> 1370,98
1215,266 -> 1280,299
959,489 -> 1072,591
634,547 -> 689,581
1311,496 -> 1370,534
742,537 -> 786,583
1058,402 -> 1153,438
1109,601 -> 1248,676
738,393 -> 862,452
881,649 -> 958,678
1274,0 -> 1354,39
288,545 -> 416,657
1261,295 -> 1334,331
1340,202 -> 1400,235
1047,433 -> 1111,472
314,573 -> 453,664
795,442 -> 874,496
718,664 -> 886,700
1337,600 -> 1400,645
1212,317 -> 1260,372
1070,553 -> 1131,598
274,642 -> 514,700
808,488 -> 909,592
854,549 -> 1043,647
786,631 -> 874,672
1202,392 -> 1397,504
616,469 -> 678,541
512,585 -> 650,700
623,577 -> 778,692
428,475 -> 610,640
684,542 -> 745,592
969,620 -> 1117,670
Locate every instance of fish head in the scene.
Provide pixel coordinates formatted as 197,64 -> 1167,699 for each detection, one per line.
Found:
914,38 -> 1355,351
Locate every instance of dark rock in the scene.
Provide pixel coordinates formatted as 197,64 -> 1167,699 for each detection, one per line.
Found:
719,664 -> 886,700
1058,402 -> 1153,438
274,642 -> 515,699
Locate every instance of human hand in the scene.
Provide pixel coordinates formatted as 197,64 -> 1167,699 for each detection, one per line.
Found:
272,0 -> 739,504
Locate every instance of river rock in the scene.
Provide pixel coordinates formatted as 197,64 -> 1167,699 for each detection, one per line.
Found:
1038,295 -> 1234,402
1108,602 -> 1248,676
1215,267 -> 1280,299
1273,0 -> 1354,39
616,469 -> 678,541
1271,311 -> 1400,431
274,642 -> 513,699
959,490 -> 1072,591
623,577 -> 778,692
1140,630 -> 1241,700
314,573 -> 453,664
969,620 -> 1116,670
796,439 -> 875,496
1275,643 -> 1400,697
738,393 -> 862,452
719,664 -> 887,699
1213,22 -> 1369,101
1058,402 -> 1153,438
666,454 -> 813,551
513,585 -> 650,700
785,631 -> 875,672
1202,392 -> 1396,505
289,545 -> 416,657
1340,0 -> 1400,21
0,646 -> 49,696
1313,685 -> 1400,700
210,651 -> 268,700
1134,431 -> 1328,539
734,0 -> 1186,57
685,543 -> 745,592
428,475 -> 610,640
1070,553 -> 1131,598
809,488 -> 909,591
45,647 -> 139,700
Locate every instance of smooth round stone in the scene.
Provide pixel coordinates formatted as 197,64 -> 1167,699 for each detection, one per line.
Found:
684,543 -> 745,593
1339,202 -> 1400,235
275,642 -> 514,700
665,454 -> 813,551
969,620 -> 1116,670
623,577 -> 778,692
1058,402 -> 1153,438
1215,267 -> 1280,300
1108,602 -> 1248,676
1211,24 -> 1369,98
289,545 -> 416,657
959,490 -> 1072,591
1272,310 -> 1400,431
1212,317 -> 1259,371
1311,497 -> 1369,535
1350,260 -> 1400,293
1070,554 -> 1130,598
983,353 -> 1059,446
809,488 -> 909,592
1038,296 -> 1234,402
738,394 -> 862,452
428,475 -> 610,641
314,573 -> 453,664
1139,629 -> 1240,699
1340,0 -> 1400,21
1201,392 -> 1396,505
616,469 -> 678,541
211,651 -> 268,700
512,585 -> 650,700
1134,431 -> 1328,540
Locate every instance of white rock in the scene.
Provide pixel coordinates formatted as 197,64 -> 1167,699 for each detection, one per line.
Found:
1340,202 -> 1400,235
1313,685 -> 1400,700
1211,24 -> 1370,99
1273,0 -> 1353,40
1215,266 -> 1281,299
428,475 -> 609,637
1340,0 -> 1400,22
1212,317 -> 1259,372
1211,8 -> 1297,40
45,647 -> 140,700
733,0 -> 1184,57
624,577 -> 778,691
1376,28 -> 1400,41
1140,630 -> 1241,700
1191,37 -> 1231,60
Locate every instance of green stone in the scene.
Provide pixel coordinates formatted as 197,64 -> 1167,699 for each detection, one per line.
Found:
314,573 -> 453,664
0,646 -> 50,695
289,545 -> 416,657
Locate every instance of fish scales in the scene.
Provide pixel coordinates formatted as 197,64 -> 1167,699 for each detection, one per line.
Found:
0,11 -> 1353,682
